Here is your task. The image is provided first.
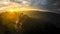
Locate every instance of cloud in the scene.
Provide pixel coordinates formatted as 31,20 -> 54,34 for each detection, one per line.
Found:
0,0 -> 60,13
10,0 -> 54,9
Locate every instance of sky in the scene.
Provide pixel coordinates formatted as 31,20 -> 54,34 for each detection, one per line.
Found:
0,0 -> 58,8
0,0 -> 60,14
10,0 -> 60,14
0,0 -> 51,9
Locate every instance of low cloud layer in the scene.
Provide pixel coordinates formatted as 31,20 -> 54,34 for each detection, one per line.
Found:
0,0 -> 60,14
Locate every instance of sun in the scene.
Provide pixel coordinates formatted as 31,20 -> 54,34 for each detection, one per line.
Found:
4,6 -> 35,13
4,7 -> 20,12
